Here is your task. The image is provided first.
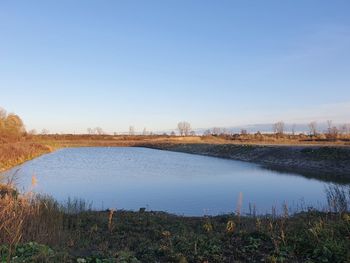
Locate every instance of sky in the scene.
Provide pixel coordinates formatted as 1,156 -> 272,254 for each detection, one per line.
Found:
0,0 -> 349,134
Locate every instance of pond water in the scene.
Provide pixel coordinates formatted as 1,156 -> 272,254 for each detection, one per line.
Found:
5,147 -> 336,216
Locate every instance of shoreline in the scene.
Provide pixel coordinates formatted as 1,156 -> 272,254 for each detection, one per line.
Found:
2,137 -> 350,184
139,143 -> 350,183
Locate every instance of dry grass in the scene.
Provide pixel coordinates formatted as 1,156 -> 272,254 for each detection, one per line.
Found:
0,178 -> 66,261
0,141 -> 51,172
29,133 -> 350,148
0,180 -> 349,262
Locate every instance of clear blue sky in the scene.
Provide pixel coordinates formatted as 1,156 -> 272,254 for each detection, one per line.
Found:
1,1 -> 349,133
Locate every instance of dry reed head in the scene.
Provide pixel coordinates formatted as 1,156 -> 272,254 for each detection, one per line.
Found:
236,192 -> 243,217
31,175 -> 38,188
108,209 -> 115,232
226,220 -> 236,234
282,202 -> 289,218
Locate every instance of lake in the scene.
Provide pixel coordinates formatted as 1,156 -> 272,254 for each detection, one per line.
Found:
5,147 -> 336,216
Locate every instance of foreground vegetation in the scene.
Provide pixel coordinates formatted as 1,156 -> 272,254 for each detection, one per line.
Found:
0,180 -> 350,263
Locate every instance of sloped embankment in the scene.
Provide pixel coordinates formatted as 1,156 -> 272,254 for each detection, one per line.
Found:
144,143 -> 350,182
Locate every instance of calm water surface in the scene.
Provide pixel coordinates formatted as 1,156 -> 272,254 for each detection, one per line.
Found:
5,147 -> 336,215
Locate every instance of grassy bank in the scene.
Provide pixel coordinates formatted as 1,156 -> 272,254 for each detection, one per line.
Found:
0,142 -> 52,172
0,182 -> 350,263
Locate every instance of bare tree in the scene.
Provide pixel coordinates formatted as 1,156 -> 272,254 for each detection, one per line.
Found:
273,121 -> 285,135
339,124 -> 348,135
129,126 -> 135,136
170,131 -> 176,136
308,121 -> 317,136
291,124 -> 296,135
142,127 -> 148,136
0,108 -> 6,131
203,129 -> 211,136
177,121 -> 191,136
0,107 -> 6,121
325,120 -> 340,139
240,129 -> 248,135
327,120 -> 333,134
329,126 -> 339,139
41,129 -> 49,135
212,127 -> 221,135
28,129 -> 37,135
95,127 -> 104,135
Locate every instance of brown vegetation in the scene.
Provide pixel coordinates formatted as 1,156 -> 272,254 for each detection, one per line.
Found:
0,108 -> 25,142
0,180 -> 349,262
0,107 -> 52,172
0,141 -> 52,172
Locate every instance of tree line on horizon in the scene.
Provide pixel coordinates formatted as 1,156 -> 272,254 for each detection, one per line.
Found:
1,105 -> 349,139
85,121 -> 195,136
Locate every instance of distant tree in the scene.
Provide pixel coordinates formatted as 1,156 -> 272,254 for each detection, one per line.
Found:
212,127 -> 221,136
339,124 -> 348,135
255,131 -> 263,140
170,131 -> 176,136
177,121 -> 191,136
87,128 -> 93,134
129,126 -> 135,136
273,121 -> 285,135
329,126 -> 339,139
240,129 -> 248,135
0,108 -> 6,130
308,121 -> 317,136
28,129 -> 37,135
0,107 -> 6,118
142,127 -> 148,136
95,127 -> 104,135
190,131 -> 196,136
291,124 -> 296,135
325,120 -> 339,139
41,129 -> 49,135
203,129 -> 211,136
327,120 -> 333,135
